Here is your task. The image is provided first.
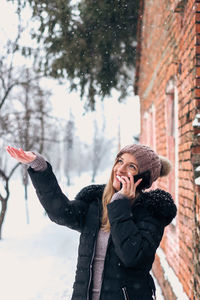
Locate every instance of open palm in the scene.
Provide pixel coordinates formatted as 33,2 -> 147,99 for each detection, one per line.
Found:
6,146 -> 36,164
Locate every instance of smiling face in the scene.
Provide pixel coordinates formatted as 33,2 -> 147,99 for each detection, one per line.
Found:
112,152 -> 139,191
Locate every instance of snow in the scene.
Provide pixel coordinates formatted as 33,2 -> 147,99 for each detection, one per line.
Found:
195,166 -> 200,185
156,248 -> 189,300
0,223 -> 79,300
192,114 -> 200,128
195,176 -> 200,185
0,173 -> 164,300
0,178 -> 81,300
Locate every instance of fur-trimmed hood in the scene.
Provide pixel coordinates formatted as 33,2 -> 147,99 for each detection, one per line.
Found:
75,184 -> 105,203
135,189 -> 177,226
75,185 -> 177,226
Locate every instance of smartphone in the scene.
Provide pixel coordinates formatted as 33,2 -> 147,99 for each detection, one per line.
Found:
120,170 -> 150,191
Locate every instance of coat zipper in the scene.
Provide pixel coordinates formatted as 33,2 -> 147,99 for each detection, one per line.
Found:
122,287 -> 129,300
152,289 -> 157,300
86,236 -> 97,300
99,234 -> 111,300
86,198 -> 101,300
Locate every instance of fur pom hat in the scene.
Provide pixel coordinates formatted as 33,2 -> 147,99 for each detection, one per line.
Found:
117,144 -> 172,188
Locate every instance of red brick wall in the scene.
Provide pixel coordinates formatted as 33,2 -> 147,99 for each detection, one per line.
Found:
135,0 -> 200,299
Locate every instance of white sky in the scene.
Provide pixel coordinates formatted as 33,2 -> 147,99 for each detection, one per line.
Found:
0,0 -> 141,147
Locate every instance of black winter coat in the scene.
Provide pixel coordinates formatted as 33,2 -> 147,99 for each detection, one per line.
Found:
28,163 -> 177,300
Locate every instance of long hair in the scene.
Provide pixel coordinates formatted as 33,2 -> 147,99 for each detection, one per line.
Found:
101,154 -> 147,232
101,159 -> 118,232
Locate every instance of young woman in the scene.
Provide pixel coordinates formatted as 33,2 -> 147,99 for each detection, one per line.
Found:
6,144 -> 177,300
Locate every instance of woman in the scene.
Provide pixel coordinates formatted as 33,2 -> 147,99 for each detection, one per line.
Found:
6,144 -> 177,300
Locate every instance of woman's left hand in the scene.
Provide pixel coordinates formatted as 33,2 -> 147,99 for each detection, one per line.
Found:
118,172 -> 142,199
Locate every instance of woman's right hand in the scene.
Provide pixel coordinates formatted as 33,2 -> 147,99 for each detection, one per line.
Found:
6,146 -> 36,164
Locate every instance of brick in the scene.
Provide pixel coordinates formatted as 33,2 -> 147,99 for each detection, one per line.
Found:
197,3 -> 200,13
196,35 -> 200,46
196,23 -> 200,34
137,1 -> 198,299
191,145 -> 200,153
194,88 -> 200,97
196,66 -> 200,76
195,99 -> 200,108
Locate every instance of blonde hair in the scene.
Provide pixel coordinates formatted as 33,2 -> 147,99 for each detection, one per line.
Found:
101,159 -> 118,232
101,154 -> 141,232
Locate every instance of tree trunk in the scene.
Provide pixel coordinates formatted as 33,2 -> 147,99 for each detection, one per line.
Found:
24,183 -> 30,224
0,197 -> 8,240
91,170 -> 96,183
0,163 -> 20,239
67,175 -> 71,186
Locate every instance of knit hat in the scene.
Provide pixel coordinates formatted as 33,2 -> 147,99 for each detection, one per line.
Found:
117,144 -> 172,188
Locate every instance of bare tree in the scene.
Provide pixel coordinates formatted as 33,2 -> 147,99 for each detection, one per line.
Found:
0,162 -> 21,239
0,19 -> 58,236
64,112 -> 75,186
73,138 -> 91,177
0,22 -> 41,114
8,70 -> 52,224
0,24 -> 36,235
91,119 -> 112,182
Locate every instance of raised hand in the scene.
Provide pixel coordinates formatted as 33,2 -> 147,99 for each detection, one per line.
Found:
117,172 -> 142,199
6,146 -> 36,164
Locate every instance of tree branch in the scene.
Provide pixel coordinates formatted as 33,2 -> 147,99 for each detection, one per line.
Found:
7,21 -> 22,83
0,82 -> 18,110
0,169 -> 8,182
8,162 -> 21,180
0,75 -> 43,111
0,74 -> 6,91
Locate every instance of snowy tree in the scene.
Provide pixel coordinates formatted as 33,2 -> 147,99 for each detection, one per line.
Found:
7,0 -> 140,109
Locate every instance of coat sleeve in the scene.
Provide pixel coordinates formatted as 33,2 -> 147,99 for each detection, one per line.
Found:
107,198 -> 165,268
28,162 -> 89,231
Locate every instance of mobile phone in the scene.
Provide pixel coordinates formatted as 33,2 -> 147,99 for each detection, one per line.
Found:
120,170 -> 150,191
134,170 -> 150,191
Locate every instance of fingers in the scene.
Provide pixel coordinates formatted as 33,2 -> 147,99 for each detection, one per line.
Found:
128,173 -> 136,193
8,147 -> 22,158
6,146 -> 27,163
6,146 -> 18,158
7,146 -> 24,155
119,173 -> 143,199
6,146 -> 36,164
135,178 -> 143,188
120,175 -> 131,189
119,175 -> 132,196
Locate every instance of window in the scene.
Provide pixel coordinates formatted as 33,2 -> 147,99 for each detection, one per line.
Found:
173,0 -> 188,13
165,79 -> 179,204
142,104 -> 156,149
142,104 -> 158,190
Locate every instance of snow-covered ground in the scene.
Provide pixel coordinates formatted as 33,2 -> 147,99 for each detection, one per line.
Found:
0,172 -> 164,300
0,222 -> 79,300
